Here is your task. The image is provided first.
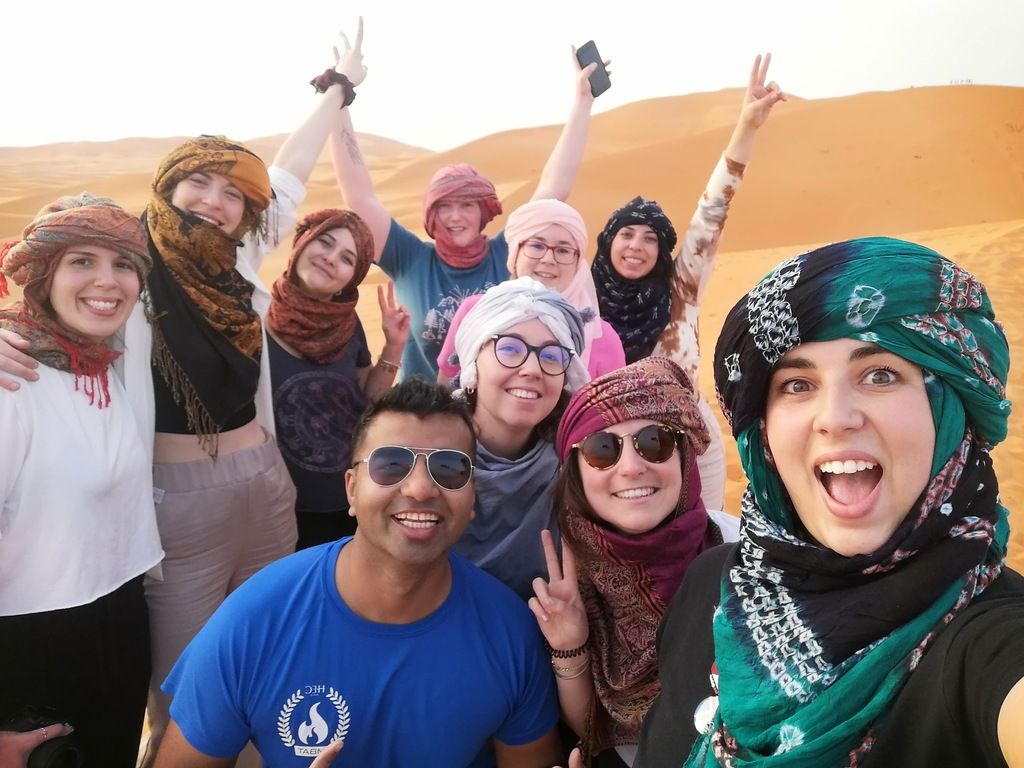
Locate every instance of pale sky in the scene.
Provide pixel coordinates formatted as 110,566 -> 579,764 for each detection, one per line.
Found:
2,0 -> 1021,151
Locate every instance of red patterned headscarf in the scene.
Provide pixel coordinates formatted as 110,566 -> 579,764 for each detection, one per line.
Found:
422,163 -> 502,269
555,357 -> 719,756
267,209 -> 374,364
0,193 -> 150,407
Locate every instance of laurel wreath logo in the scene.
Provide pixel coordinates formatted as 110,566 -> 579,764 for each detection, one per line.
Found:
277,689 -> 302,747
277,687 -> 351,748
328,688 -> 351,741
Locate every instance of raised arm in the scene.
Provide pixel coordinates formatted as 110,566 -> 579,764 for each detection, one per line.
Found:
328,18 -> 392,262
530,48 -> 608,202
723,52 -> 785,167
271,36 -> 356,185
671,53 -> 785,311
359,282 -> 409,400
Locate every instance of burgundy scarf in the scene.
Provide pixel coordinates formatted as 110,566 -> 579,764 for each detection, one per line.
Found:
565,454 -> 720,754
555,357 -> 717,755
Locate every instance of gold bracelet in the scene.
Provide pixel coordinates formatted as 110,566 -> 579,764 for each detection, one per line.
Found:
552,655 -> 590,676
376,357 -> 400,373
553,659 -> 591,681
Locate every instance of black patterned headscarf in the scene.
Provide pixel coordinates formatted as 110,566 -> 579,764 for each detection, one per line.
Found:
591,197 -> 678,363
685,237 -> 1011,767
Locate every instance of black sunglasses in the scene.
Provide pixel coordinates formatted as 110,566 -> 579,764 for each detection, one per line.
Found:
353,445 -> 474,491
573,424 -> 683,470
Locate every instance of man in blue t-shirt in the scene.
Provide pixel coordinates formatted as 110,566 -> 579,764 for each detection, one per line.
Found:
154,380 -> 561,768
328,19 -> 605,381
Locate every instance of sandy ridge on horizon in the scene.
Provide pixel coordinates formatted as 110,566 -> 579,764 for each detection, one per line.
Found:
3,85 -> 1022,567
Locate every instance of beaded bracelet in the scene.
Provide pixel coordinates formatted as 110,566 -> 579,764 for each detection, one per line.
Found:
309,69 -> 357,108
544,637 -> 589,659
376,358 -> 400,373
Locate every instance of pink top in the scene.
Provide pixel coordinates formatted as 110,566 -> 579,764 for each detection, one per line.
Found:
437,293 -> 625,381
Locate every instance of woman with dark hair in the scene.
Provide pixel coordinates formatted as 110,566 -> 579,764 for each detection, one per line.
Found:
449,277 -> 588,600
267,207 -> 409,548
529,357 -> 737,767
592,54 -> 785,514
0,194 -> 161,766
636,237 -> 1024,768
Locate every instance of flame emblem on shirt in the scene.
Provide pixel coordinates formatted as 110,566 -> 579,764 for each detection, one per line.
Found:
278,687 -> 351,756
298,702 -> 330,745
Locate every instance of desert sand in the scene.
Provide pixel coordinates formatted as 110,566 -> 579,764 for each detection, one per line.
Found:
2,84 -> 1022,567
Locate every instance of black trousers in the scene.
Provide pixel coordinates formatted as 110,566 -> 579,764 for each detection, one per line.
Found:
0,576 -> 150,768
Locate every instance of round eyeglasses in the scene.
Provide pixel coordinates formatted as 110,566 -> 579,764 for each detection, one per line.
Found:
490,334 -> 573,376
353,445 -> 474,491
573,424 -> 683,470
519,239 -> 579,265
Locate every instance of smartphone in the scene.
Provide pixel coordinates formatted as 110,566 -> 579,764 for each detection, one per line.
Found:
575,40 -> 611,98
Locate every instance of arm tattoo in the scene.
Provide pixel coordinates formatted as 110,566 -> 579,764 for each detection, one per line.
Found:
342,129 -> 365,167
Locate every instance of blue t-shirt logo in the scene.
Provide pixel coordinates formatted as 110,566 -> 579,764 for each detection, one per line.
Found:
277,686 -> 351,757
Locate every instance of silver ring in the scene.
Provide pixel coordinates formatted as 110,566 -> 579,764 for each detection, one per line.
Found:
40,726 -> 47,740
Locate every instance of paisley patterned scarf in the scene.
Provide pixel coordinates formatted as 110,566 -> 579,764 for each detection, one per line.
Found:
144,136 -> 272,442
556,357 -> 719,756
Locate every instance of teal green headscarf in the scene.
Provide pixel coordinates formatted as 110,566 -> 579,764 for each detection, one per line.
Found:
687,237 -> 1011,767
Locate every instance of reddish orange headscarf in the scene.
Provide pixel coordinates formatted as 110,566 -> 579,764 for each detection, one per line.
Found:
0,193 -> 149,407
422,163 -> 502,269
267,209 -> 374,364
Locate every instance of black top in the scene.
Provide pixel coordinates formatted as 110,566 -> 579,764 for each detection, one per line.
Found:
152,360 -> 257,434
635,544 -> 1024,768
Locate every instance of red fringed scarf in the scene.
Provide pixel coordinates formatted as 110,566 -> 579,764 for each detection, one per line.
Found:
0,195 -> 149,408
267,209 -> 374,364
0,308 -> 120,407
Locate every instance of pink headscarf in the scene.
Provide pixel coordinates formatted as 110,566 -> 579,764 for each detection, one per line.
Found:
422,164 -> 502,269
504,199 -> 603,370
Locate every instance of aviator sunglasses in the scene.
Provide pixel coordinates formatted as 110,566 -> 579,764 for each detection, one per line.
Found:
573,424 -> 683,470
353,445 -> 475,491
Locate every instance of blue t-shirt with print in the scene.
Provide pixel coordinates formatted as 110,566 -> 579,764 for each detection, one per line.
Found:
378,219 -> 509,381
163,539 -> 557,767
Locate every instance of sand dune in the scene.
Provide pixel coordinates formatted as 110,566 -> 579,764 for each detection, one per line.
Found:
2,84 -> 1022,567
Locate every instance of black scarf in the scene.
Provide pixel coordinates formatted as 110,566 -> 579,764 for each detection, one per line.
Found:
591,197 -> 677,363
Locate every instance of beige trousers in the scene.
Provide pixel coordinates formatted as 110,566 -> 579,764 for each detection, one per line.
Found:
141,434 -> 297,766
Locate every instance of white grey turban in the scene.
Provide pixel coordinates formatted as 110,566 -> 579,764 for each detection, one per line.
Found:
454,277 -> 589,393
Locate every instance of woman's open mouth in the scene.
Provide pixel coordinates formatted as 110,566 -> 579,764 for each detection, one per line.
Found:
816,459 -> 883,516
